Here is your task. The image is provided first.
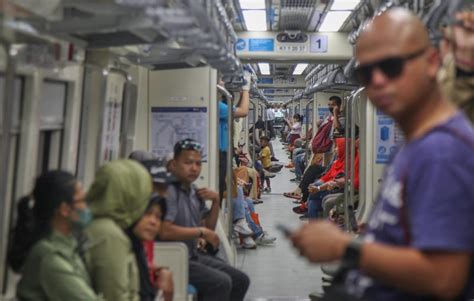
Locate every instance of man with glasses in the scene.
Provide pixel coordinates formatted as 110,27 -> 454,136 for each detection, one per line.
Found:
289,8 -> 474,301
159,139 -> 250,301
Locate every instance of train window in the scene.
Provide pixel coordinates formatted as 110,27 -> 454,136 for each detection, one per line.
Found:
40,81 -> 67,129
0,75 -> 23,133
37,81 -> 67,174
0,75 -> 24,205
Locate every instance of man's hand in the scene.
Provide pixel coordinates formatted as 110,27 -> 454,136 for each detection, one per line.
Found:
290,220 -> 351,263
202,228 -> 220,249
308,184 -> 317,194
197,238 -> 207,252
196,188 -> 219,203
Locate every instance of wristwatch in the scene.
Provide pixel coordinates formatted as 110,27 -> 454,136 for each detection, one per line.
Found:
341,237 -> 363,270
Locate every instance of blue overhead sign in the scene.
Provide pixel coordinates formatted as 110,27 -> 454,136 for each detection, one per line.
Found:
235,38 -> 247,51
258,77 -> 274,84
249,39 -> 275,52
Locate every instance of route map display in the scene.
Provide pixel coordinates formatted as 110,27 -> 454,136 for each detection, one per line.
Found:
151,107 -> 208,160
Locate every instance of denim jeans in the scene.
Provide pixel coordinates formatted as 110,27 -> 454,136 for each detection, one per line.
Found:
243,198 -> 264,238
294,153 -> 306,179
307,189 -> 343,218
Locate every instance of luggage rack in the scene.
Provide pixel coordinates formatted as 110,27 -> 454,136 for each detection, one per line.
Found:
5,0 -> 244,76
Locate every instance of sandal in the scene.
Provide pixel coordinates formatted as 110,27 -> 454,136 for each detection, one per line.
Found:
283,192 -> 301,199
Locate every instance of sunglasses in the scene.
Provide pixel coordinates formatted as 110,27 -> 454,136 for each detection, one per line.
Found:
175,140 -> 203,152
354,47 -> 428,86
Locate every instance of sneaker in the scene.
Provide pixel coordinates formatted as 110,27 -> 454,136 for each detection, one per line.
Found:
271,157 -> 279,162
289,169 -> 295,173
233,219 -> 253,236
293,206 -> 307,214
241,236 -> 257,249
263,187 -> 271,193
256,233 -> 277,245
253,199 -> 263,204
290,178 -> 300,183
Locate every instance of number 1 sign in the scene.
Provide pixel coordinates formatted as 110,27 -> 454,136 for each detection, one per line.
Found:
310,35 -> 328,53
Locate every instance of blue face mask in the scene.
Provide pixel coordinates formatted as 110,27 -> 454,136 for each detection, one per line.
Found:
73,207 -> 93,228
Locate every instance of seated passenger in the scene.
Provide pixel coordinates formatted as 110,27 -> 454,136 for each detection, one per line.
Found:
254,136 -> 275,193
160,139 -> 250,301
11,171 -> 101,301
284,114 -> 302,146
128,157 -> 175,301
84,160 -> 152,301
232,175 -> 276,249
293,138 -> 346,217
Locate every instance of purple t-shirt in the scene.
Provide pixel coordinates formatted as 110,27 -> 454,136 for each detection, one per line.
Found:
345,113 -> 474,301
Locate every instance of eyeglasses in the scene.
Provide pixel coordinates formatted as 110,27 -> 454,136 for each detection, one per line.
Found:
175,140 -> 203,153
354,47 -> 428,86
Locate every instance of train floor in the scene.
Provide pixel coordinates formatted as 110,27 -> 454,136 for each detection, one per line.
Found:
236,138 -> 323,301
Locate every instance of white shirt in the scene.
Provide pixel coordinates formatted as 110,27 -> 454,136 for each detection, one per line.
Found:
266,108 -> 275,120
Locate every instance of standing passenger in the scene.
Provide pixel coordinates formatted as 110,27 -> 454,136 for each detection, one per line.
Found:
290,8 -> 474,301
160,139 -> 250,301
11,171 -> 101,301
84,160 -> 152,301
218,72 -> 251,202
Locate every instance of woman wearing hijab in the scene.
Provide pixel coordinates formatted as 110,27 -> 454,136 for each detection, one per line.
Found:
84,160 -> 152,301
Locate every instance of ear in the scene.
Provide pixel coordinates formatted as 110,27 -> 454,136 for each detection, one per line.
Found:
426,47 -> 442,79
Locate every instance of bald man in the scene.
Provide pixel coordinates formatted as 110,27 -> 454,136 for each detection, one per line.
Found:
289,8 -> 474,301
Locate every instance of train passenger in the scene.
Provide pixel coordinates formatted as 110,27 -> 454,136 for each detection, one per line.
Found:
293,138 -> 346,218
284,113 -> 302,146
439,7 -> 474,122
232,171 -> 276,249
128,157 -> 175,301
290,8 -> 474,300
84,160 -> 152,301
10,171 -> 102,301
160,139 -> 250,301
284,96 -> 343,197
254,136 -> 276,193
218,72 -> 251,202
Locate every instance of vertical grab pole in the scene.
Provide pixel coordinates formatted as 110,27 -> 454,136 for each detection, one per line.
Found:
343,95 -> 351,232
226,92 -> 234,240
252,100 -> 257,165
0,44 -> 17,291
349,94 -> 357,222
264,103 -> 268,135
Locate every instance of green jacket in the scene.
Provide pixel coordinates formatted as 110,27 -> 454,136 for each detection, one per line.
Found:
84,160 -> 152,301
17,231 -> 101,301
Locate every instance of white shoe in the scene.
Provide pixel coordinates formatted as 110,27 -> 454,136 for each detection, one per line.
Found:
241,236 -> 257,249
233,219 -> 253,236
263,169 -> 276,178
256,233 -> 277,245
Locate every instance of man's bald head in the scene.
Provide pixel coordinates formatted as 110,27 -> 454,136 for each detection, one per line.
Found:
355,8 -> 443,122
357,8 -> 430,58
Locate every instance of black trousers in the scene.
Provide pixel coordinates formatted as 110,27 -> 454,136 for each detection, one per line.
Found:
189,254 -> 250,301
299,164 -> 325,202
219,151 -> 227,203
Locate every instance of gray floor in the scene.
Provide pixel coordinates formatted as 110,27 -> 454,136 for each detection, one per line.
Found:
236,139 -> 323,301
